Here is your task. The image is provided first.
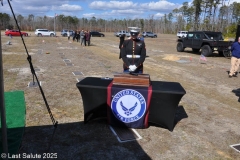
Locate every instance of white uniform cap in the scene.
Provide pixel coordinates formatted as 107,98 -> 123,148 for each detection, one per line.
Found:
128,27 -> 141,33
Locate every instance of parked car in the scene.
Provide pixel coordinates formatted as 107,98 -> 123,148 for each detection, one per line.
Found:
35,29 -> 56,37
142,32 -> 157,38
5,30 -> 28,36
90,31 -> 105,37
114,30 -> 130,37
61,29 -> 74,37
177,31 -> 188,38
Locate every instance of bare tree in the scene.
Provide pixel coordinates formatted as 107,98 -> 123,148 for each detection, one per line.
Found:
27,14 -> 34,30
148,14 -> 154,32
192,0 -> 202,30
16,14 -> 24,29
0,13 -> 11,29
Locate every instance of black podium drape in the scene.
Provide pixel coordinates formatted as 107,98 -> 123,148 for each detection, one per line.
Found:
76,77 -> 186,131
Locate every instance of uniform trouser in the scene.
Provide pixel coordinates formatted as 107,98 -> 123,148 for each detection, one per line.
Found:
229,56 -> 240,76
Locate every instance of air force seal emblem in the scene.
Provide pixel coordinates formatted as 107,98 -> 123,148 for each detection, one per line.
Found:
111,89 -> 146,123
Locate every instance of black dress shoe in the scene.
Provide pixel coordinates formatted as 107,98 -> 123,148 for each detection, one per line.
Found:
233,74 -> 238,77
229,75 -> 232,78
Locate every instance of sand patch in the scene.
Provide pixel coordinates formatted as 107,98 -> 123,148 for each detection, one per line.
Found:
8,67 -> 44,75
57,47 -> 78,50
163,54 -> 180,61
151,49 -> 164,52
3,52 -> 35,55
8,68 -> 30,75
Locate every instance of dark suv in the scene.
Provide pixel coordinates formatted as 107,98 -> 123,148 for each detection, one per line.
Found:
176,31 -> 233,57
90,31 -> 105,37
61,29 -> 74,37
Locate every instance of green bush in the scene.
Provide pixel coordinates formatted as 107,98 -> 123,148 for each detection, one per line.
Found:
223,24 -> 237,38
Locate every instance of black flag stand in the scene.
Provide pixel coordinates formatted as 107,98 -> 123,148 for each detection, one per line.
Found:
5,0 -> 58,152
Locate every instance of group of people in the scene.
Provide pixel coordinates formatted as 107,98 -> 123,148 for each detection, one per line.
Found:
67,30 -> 91,46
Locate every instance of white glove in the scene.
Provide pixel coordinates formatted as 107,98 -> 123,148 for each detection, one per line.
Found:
132,65 -> 137,71
129,65 -> 137,72
129,65 -> 134,71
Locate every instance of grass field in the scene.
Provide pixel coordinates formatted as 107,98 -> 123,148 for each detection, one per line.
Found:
1,31 -> 240,159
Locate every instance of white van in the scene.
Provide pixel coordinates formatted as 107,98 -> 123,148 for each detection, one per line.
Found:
177,31 -> 188,38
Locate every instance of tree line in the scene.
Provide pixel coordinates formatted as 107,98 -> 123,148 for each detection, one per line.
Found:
0,1 -> 239,37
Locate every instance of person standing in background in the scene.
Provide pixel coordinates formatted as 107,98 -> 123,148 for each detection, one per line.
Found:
73,30 -> 77,42
76,30 -> 80,42
85,31 -> 91,46
80,30 -> 84,44
67,30 -> 70,40
138,33 -> 144,41
229,37 -> 240,78
83,31 -> 87,46
119,34 -> 125,59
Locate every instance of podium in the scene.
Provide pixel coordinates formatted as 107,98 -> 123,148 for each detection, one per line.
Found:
76,74 -> 186,131
112,73 -> 150,87
107,73 -> 152,129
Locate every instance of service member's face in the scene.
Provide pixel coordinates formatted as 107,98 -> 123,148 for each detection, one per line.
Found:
131,34 -> 138,39
238,37 -> 240,43
131,36 -> 136,39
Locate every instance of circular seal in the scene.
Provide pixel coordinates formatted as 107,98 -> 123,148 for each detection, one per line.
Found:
111,89 -> 146,123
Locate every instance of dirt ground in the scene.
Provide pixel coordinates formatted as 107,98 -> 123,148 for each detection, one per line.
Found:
1,31 -> 240,160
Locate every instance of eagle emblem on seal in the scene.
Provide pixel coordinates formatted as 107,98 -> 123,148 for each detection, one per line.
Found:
120,101 -> 137,116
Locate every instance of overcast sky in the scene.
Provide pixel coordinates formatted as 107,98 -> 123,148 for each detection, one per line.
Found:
0,0 -> 238,19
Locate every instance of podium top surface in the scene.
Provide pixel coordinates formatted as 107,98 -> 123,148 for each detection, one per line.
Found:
76,77 -> 186,95
113,73 -> 150,87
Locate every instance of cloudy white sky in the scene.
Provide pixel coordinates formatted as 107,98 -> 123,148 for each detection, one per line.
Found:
0,0 -> 238,19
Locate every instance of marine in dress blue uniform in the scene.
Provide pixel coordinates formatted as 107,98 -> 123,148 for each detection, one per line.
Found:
120,27 -> 146,73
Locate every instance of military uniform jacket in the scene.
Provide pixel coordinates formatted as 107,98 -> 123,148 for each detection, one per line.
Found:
120,38 -> 146,70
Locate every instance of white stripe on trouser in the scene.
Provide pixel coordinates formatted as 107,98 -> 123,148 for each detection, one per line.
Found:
126,55 -> 140,58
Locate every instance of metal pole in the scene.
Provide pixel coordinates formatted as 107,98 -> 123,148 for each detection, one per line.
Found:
0,30 -> 9,158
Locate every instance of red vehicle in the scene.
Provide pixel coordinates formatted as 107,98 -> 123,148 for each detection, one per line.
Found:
5,30 -> 28,36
